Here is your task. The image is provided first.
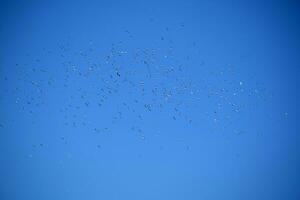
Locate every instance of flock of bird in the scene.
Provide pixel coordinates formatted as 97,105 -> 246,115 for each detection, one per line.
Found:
0,27 -> 268,153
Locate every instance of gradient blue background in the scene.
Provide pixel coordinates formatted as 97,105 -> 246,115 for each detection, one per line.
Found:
0,0 -> 299,199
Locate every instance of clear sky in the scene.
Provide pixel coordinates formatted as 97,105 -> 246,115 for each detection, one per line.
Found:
0,0 -> 299,199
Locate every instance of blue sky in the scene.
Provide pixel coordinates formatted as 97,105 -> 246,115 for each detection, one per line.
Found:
0,0 -> 299,199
